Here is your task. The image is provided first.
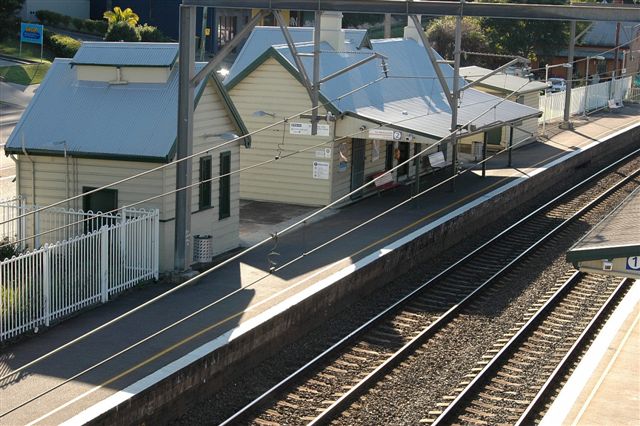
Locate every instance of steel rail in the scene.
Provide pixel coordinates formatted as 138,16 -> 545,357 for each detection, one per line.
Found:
180,1 -> 640,22
433,274 -> 631,425
515,277 -> 633,426
309,167 -> 640,426
219,150 -> 640,425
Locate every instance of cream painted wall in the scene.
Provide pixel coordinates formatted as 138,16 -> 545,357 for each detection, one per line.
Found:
15,81 -> 241,272
229,57 -> 333,207
76,66 -> 172,83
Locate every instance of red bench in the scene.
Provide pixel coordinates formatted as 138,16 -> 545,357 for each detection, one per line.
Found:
369,171 -> 400,194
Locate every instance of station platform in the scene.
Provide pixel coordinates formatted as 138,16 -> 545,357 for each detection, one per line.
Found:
0,106 -> 639,425
541,279 -> 640,426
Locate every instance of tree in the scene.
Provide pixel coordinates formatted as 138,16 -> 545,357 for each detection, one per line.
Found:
425,16 -> 492,66
103,6 -> 139,28
104,21 -> 141,42
0,0 -> 24,39
481,0 -> 569,62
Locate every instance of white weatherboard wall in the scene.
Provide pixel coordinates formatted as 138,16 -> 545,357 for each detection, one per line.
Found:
15,81 -> 241,271
229,57 -> 333,207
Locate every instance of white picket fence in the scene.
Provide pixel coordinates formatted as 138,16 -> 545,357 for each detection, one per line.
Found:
0,206 -> 159,341
540,77 -> 634,123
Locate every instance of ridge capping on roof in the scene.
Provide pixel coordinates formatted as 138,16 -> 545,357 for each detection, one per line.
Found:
71,42 -> 179,68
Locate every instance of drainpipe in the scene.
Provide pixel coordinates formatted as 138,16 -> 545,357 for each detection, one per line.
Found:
53,140 -> 69,209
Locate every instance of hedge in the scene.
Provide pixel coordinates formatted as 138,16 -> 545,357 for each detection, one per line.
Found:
44,31 -> 81,58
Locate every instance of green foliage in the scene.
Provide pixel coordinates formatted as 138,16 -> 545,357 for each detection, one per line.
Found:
0,0 -> 24,39
481,0 -> 569,62
44,31 -> 81,58
0,237 -> 21,261
103,6 -> 139,27
105,21 -> 141,42
138,24 -> 167,42
425,17 -> 492,66
35,10 -> 108,36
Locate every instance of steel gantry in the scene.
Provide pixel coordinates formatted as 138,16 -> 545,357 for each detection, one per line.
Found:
174,1 -> 640,272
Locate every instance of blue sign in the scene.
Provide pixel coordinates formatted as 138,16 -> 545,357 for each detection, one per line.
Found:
626,256 -> 640,271
20,23 -> 44,45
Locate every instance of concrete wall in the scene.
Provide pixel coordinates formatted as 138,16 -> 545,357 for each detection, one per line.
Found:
86,113 -> 640,426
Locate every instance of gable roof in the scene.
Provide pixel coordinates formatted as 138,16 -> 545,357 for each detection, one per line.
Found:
226,35 -> 541,140
225,26 -> 369,84
6,45 -> 249,162
460,66 -> 549,95
71,42 -> 179,67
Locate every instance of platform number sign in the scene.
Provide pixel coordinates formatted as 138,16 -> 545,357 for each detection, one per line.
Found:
626,256 -> 640,271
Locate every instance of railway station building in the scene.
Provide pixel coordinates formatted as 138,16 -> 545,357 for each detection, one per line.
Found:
5,42 -> 250,271
224,14 -> 541,207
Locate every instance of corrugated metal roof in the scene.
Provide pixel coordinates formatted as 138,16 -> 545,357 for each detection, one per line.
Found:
567,186 -> 640,263
579,21 -> 637,48
267,37 -> 540,139
224,26 -> 368,83
72,42 -> 179,67
556,48 -> 618,60
460,66 -> 549,94
6,58 -> 207,161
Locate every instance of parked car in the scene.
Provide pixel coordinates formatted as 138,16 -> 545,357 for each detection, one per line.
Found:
548,77 -> 566,92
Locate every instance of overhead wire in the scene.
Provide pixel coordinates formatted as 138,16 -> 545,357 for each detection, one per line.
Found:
0,76 -> 534,385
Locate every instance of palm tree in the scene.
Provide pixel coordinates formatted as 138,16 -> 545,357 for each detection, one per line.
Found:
103,6 -> 139,27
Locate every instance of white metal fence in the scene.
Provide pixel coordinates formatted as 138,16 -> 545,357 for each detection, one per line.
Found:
0,207 -> 159,341
540,77 -> 633,123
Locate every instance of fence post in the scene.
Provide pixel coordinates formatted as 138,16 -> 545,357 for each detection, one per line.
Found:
100,225 -> 109,303
43,245 -> 51,327
34,210 -> 40,249
152,210 -> 159,280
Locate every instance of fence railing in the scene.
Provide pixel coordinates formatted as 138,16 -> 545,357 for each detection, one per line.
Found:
0,197 -> 151,249
540,76 -> 633,123
0,207 -> 159,341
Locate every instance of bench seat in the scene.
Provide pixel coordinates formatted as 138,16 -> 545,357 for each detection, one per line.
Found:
369,171 -> 400,193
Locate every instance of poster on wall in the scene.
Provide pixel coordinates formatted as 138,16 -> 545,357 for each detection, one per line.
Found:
313,161 -> 330,179
371,140 -> 380,162
290,122 -> 330,136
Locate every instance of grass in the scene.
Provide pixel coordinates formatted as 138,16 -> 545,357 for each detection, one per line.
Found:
0,38 -> 53,63
0,37 -> 52,85
0,63 -> 51,85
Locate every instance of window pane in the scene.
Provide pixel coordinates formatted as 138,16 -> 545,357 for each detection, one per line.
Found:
219,152 -> 231,219
199,156 -> 212,209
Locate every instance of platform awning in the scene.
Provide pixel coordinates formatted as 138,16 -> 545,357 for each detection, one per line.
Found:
567,187 -> 640,279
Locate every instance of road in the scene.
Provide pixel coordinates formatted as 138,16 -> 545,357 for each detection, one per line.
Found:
0,101 -> 21,198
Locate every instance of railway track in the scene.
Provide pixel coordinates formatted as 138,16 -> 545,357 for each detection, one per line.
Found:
430,273 -> 631,425
219,152 -> 640,425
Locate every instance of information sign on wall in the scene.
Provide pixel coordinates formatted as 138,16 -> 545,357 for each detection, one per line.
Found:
290,122 -> 330,136
312,161 -> 330,179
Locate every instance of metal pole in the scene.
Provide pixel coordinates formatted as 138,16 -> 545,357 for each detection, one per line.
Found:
561,20 -> 575,129
450,8 -> 462,191
312,11 -> 322,135
542,64 -> 549,137
175,5 -> 196,272
507,125 -> 514,167
199,6 -> 208,61
384,13 -> 391,38
482,132 -> 487,178
583,57 -> 590,117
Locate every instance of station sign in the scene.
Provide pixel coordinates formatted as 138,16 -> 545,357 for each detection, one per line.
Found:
290,122 -> 330,137
368,129 -> 403,141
